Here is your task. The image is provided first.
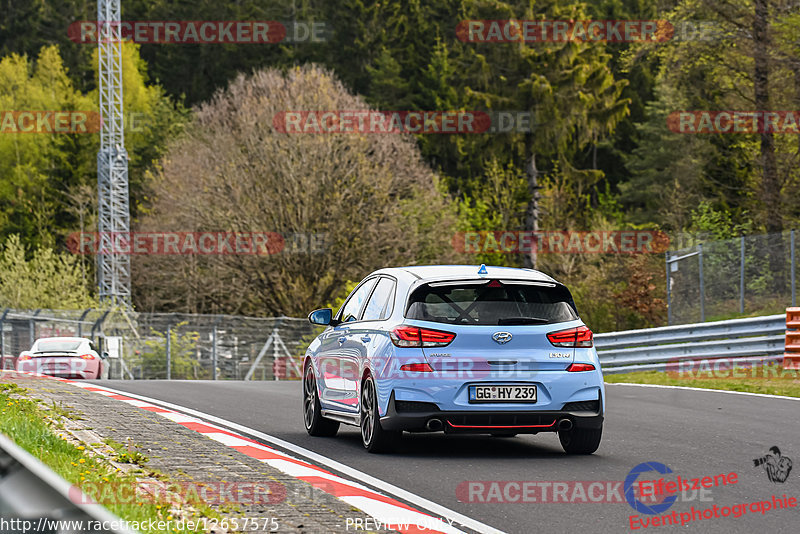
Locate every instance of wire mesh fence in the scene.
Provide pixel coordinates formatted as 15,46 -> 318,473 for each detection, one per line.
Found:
0,308 -> 316,380
4,230 -> 795,376
666,230 -> 797,325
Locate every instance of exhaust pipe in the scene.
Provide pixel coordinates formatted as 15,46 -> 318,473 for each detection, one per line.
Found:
426,418 -> 443,431
557,418 -> 573,431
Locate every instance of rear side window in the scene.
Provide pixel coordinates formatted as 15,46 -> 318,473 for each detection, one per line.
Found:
406,281 -> 578,325
362,277 -> 396,321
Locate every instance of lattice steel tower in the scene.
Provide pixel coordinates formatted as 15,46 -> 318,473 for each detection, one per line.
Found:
96,0 -> 131,306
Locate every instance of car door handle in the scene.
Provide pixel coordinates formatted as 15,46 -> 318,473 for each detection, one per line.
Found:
338,336 -> 347,345
360,335 -> 371,343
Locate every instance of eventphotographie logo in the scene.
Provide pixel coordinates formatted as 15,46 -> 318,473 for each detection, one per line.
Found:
753,447 -> 793,484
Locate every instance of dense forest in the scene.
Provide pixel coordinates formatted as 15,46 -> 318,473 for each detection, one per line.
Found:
1,0 -> 798,330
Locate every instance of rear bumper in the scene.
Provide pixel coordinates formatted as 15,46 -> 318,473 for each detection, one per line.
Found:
16,361 -> 100,379
380,392 -> 603,433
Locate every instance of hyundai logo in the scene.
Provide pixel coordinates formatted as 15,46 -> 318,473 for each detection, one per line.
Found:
492,332 -> 513,344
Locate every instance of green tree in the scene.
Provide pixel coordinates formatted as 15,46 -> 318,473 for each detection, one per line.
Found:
0,43 -> 186,251
0,234 -> 96,309
624,0 -> 800,233
0,46 -> 95,248
133,65 -> 457,316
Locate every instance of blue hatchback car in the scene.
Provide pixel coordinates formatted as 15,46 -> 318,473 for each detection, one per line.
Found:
302,265 -> 604,454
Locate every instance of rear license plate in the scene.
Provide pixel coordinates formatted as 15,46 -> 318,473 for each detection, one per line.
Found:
469,385 -> 537,403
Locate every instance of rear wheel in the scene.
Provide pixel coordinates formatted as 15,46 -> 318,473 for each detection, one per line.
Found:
559,424 -> 602,454
360,376 -> 400,453
303,365 -> 339,437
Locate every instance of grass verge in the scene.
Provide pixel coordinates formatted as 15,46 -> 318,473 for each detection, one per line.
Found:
605,365 -> 800,398
0,383 -> 214,533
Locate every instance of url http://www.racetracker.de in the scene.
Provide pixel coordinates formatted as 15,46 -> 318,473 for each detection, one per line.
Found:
0,517 -> 280,533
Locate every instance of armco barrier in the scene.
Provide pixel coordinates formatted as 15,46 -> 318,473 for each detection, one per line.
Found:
0,433 -> 135,533
785,307 -> 800,369
595,314 -> 786,374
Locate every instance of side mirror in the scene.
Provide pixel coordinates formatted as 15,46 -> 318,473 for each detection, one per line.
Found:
101,352 -> 110,360
308,308 -> 336,326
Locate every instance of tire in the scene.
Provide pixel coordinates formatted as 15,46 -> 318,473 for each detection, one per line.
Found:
559,424 -> 602,455
360,376 -> 400,453
303,364 -> 339,437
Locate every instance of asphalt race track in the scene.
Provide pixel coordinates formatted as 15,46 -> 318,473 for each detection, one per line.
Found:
91,380 -> 800,533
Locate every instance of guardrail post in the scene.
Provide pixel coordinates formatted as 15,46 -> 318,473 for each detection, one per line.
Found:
698,244 -> 705,322
165,324 -> 171,380
212,325 -> 218,380
740,236 -> 745,314
666,251 -> 671,326
273,328 -> 282,380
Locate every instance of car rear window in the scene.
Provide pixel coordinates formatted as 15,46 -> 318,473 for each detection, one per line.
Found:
36,340 -> 82,352
405,281 -> 578,325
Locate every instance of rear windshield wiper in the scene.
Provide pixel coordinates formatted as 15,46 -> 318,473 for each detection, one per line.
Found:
497,317 -> 550,325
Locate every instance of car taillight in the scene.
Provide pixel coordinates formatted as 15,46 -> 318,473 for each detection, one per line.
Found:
399,363 -> 434,372
79,354 -> 95,360
391,326 -> 456,348
547,325 -> 593,348
18,355 -> 31,361
566,363 -> 596,372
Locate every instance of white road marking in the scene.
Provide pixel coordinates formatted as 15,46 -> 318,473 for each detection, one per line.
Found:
263,460 -> 375,491
157,411 -> 203,424
121,399 -> 160,408
263,459 -> 328,477
204,432 -> 257,447
607,382 -> 800,401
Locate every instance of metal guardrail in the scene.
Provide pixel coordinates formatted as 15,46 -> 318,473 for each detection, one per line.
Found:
595,314 -> 786,374
0,433 -> 136,533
